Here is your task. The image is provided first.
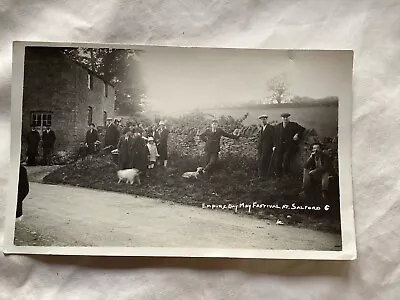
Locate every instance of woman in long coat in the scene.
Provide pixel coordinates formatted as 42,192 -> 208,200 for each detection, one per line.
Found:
156,121 -> 169,167
117,128 -> 134,170
131,129 -> 149,173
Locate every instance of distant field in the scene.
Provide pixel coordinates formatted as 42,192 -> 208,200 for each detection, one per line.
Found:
204,104 -> 338,138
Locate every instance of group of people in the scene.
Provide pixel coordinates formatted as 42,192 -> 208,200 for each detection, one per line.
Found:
198,112 -> 336,200
26,125 -> 56,166
85,117 -> 170,175
256,112 -> 336,200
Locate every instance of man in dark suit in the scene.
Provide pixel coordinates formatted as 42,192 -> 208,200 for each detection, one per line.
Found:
301,142 -> 335,200
274,112 -> 305,178
104,118 -> 120,149
42,125 -> 56,165
199,119 -> 240,174
17,163 -> 29,221
257,115 -> 275,179
85,123 -> 99,154
26,125 -> 41,166
117,128 -> 134,169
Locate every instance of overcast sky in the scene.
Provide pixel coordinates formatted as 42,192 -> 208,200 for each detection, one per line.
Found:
135,47 -> 352,116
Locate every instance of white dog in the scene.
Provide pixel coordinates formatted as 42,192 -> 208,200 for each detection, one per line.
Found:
117,168 -> 141,185
182,167 -> 205,179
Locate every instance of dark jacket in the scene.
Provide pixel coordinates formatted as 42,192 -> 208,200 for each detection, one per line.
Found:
199,127 -> 238,153
85,129 -> 99,145
27,130 -> 41,156
257,124 -> 275,155
157,129 -> 169,145
304,151 -> 334,174
274,121 -> 305,150
17,164 -> 29,217
105,124 -> 120,148
131,136 -> 149,171
117,135 -> 134,168
18,164 -> 29,203
42,129 -> 56,149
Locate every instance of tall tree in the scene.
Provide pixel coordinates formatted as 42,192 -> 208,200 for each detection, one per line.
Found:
264,74 -> 291,104
63,47 -> 146,115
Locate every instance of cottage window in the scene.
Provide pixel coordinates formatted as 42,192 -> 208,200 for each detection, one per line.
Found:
87,73 -> 93,90
88,106 -> 93,125
104,82 -> 108,97
103,111 -> 107,126
31,112 -> 52,132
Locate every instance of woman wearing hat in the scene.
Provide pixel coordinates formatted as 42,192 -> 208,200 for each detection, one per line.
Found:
146,137 -> 159,169
156,121 -> 169,167
117,127 -> 134,169
131,128 -> 150,174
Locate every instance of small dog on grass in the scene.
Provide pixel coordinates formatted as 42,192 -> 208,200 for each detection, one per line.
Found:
182,167 -> 205,179
117,168 -> 141,185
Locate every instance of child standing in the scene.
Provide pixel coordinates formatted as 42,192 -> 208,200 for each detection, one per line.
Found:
147,137 -> 159,169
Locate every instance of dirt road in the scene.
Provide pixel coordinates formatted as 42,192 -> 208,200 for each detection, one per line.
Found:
14,182 -> 342,250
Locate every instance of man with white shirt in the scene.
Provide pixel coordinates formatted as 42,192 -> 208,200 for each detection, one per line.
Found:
257,115 -> 275,179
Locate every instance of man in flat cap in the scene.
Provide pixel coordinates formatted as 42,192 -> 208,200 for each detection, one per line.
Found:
199,119 -> 240,174
273,112 -> 305,178
257,115 -> 275,179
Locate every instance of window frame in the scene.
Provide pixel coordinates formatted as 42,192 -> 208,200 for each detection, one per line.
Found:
104,82 -> 108,97
103,111 -> 107,126
88,106 -> 93,126
87,72 -> 93,90
31,111 -> 53,132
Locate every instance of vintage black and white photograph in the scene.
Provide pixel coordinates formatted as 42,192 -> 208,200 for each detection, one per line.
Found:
4,42 -> 356,259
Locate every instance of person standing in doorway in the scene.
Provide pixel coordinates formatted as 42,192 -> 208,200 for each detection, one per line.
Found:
199,119 -> 240,174
274,113 -> 305,178
257,115 -> 275,179
42,125 -> 56,165
85,123 -> 99,154
26,125 -> 41,166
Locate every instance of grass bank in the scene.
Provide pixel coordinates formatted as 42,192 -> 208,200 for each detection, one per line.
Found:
43,153 -> 341,234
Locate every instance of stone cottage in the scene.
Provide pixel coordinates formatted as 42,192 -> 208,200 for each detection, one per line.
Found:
22,46 -> 116,154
